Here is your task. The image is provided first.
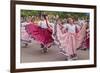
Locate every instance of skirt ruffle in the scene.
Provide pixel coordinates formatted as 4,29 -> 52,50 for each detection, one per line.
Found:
25,23 -> 54,47
54,24 -> 87,56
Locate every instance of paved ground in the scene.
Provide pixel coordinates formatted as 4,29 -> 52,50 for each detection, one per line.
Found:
21,40 -> 89,63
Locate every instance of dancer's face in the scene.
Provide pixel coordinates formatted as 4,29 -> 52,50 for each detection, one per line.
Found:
35,16 -> 39,20
57,19 -> 62,24
68,18 -> 74,24
27,16 -> 32,22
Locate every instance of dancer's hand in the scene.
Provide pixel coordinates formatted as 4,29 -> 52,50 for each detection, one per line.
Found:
61,28 -> 67,33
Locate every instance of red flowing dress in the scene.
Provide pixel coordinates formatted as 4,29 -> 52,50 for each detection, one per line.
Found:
25,22 -> 54,48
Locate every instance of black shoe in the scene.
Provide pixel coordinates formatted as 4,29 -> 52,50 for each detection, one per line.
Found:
42,47 -> 48,53
80,48 -> 87,51
41,44 -> 44,48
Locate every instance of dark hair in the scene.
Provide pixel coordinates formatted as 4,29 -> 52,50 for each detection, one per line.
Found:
67,17 -> 74,23
42,14 -> 48,20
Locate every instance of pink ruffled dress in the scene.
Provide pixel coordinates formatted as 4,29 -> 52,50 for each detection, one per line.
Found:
81,29 -> 90,49
21,22 -> 31,44
55,23 -> 87,56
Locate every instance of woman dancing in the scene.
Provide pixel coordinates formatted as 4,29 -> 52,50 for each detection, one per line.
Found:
55,17 -> 87,60
81,22 -> 90,50
25,15 -> 54,53
21,16 -> 32,47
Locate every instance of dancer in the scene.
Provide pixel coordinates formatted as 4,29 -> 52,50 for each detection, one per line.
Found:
21,16 -> 32,47
55,17 -> 87,60
81,21 -> 90,50
26,15 -> 54,53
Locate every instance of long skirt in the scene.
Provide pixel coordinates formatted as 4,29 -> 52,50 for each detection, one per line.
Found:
55,24 -> 87,56
81,30 -> 90,49
21,23 -> 31,45
25,23 -> 54,48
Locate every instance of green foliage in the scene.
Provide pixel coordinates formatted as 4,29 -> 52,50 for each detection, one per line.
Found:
21,10 -> 89,19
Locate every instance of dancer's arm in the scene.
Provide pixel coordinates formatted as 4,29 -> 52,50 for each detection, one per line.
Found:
62,24 -> 68,33
76,24 -> 81,33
